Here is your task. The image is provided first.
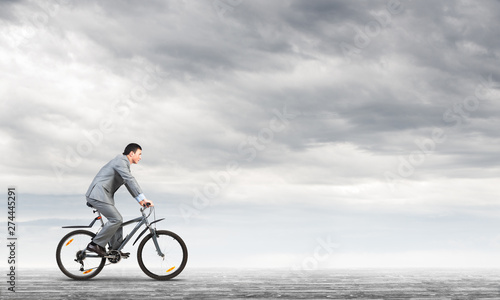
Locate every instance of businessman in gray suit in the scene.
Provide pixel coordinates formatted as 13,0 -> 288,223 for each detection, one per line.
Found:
85,143 -> 153,257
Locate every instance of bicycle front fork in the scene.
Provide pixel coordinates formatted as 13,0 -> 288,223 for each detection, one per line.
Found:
150,229 -> 165,258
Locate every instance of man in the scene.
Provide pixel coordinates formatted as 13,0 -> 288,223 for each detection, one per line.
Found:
85,143 -> 153,257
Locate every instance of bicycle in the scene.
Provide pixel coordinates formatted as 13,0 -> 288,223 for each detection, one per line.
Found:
56,202 -> 188,280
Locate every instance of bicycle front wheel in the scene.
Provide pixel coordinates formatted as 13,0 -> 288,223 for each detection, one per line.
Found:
56,230 -> 106,280
137,230 -> 188,280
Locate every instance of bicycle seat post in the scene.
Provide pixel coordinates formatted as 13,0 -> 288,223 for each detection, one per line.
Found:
93,209 -> 104,226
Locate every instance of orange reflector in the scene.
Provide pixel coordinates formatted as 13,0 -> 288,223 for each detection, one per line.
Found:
65,239 -> 74,246
83,269 -> 93,274
167,266 -> 175,273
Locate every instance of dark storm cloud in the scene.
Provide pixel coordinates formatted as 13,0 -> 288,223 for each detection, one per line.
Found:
59,1 -> 300,78
2,0 -> 500,189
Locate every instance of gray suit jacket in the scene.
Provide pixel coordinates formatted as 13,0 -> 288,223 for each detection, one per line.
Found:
85,155 -> 143,205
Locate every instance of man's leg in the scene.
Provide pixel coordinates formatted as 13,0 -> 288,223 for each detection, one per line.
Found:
108,224 -> 123,250
87,198 -> 123,250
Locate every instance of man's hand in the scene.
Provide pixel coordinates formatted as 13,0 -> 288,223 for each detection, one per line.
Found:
139,199 -> 154,207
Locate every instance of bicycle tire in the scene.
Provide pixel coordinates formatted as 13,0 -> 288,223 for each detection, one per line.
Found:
137,230 -> 188,280
56,230 -> 106,280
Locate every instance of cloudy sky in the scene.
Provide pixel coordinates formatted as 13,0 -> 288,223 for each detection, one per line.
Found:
1,0 -> 500,271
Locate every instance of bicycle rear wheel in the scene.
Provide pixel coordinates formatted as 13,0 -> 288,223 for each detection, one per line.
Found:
137,230 -> 188,280
56,230 -> 106,280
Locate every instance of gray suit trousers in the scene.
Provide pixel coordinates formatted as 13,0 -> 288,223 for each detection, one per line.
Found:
87,197 -> 123,250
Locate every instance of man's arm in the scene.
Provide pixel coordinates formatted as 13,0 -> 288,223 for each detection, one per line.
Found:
114,156 -> 154,206
114,156 -> 145,202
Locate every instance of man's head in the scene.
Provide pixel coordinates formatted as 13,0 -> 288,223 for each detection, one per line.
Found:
123,143 -> 142,164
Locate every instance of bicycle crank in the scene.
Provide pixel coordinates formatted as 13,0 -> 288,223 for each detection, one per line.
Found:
105,250 -> 122,264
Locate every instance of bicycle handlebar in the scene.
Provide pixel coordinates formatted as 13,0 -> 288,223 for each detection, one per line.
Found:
140,204 -> 152,211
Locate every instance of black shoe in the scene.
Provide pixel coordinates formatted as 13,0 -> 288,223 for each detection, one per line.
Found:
86,242 -> 107,257
107,248 -> 130,258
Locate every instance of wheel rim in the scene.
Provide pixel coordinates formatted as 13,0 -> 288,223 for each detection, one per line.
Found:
139,232 -> 186,278
57,232 -> 105,279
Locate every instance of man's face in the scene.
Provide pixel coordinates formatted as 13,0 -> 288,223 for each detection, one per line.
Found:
130,149 -> 142,164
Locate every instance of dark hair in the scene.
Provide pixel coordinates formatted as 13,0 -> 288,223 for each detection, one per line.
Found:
123,143 -> 142,155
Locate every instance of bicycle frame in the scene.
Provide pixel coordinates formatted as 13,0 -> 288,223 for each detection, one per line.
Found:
62,206 -> 166,258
